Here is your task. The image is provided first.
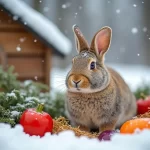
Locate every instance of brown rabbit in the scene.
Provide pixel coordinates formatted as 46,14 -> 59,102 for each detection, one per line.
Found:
65,25 -> 137,132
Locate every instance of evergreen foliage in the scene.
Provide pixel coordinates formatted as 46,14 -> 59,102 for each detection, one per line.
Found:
0,90 -> 39,126
0,65 -> 66,126
0,66 -> 20,92
134,83 -> 150,99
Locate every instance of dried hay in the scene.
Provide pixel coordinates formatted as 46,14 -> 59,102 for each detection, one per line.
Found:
52,111 -> 150,138
52,117 -> 98,138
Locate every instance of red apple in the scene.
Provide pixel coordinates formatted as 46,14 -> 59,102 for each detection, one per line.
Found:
137,94 -> 150,115
20,103 -> 53,137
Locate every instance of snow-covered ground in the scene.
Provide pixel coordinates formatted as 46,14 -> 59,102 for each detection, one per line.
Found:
0,123 -> 150,150
51,63 -> 150,93
1,63 -> 150,150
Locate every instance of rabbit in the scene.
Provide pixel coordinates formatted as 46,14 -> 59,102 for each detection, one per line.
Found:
65,24 -> 137,133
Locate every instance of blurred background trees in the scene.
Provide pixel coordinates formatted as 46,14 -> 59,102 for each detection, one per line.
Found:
23,0 -> 150,68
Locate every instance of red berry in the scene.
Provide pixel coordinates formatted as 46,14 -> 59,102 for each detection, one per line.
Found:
98,130 -> 117,141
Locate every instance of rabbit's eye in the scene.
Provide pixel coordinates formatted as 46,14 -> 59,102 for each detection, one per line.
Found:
90,62 -> 96,70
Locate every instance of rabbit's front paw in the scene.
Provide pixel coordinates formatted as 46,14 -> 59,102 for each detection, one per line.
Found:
78,125 -> 90,132
99,119 -> 117,133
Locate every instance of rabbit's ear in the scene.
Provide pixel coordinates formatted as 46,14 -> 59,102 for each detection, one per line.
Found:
72,24 -> 89,53
90,27 -> 112,61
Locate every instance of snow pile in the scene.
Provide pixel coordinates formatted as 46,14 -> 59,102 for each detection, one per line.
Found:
6,92 -> 17,99
51,63 -> 150,92
11,111 -> 20,117
0,0 -> 72,56
0,123 -> 150,150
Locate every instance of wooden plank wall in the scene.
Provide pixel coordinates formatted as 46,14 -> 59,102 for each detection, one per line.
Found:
0,10 -> 51,89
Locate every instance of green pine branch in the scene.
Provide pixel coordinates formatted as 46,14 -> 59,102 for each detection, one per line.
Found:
0,117 -> 16,127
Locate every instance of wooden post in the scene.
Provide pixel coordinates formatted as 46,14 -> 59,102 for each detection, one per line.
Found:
44,48 -> 52,91
0,50 -> 7,69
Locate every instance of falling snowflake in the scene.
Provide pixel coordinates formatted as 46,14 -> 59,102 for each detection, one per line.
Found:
62,4 -> 67,9
34,76 -> 38,80
43,7 -> 49,12
34,39 -> 37,42
16,46 -> 21,51
137,53 -> 140,56
24,22 -> 27,25
148,38 -> 150,40
74,12 -> 78,18
131,28 -> 138,34
39,0 -> 42,3
13,15 -> 19,21
81,52 -> 88,57
116,9 -> 121,14
20,37 -> 26,43
133,4 -> 137,7
143,27 -> 147,32
142,1 -> 144,4
62,2 -> 71,9
79,6 -> 82,10
58,18 -> 62,21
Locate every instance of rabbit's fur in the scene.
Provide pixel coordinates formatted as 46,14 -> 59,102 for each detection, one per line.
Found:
65,25 -> 137,132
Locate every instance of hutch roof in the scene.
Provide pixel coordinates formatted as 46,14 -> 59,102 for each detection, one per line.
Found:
0,0 -> 72,57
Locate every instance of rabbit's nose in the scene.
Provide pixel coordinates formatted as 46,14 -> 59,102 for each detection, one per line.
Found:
72,80 -> 81,88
